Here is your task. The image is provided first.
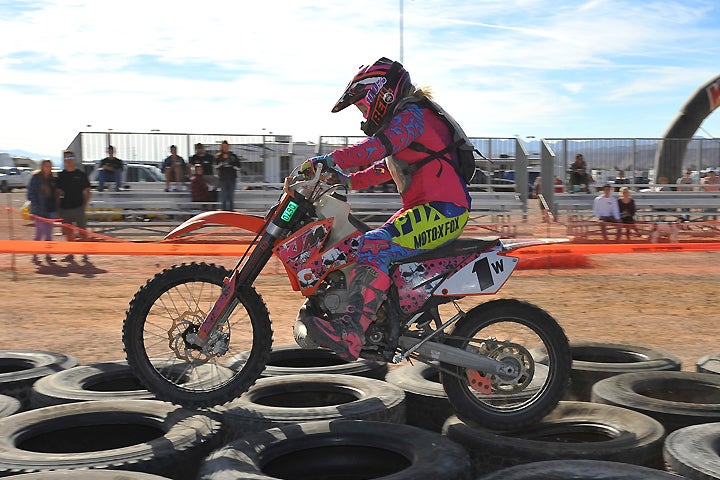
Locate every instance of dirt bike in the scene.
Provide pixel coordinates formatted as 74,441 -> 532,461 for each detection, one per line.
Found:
123,163 -> 572,430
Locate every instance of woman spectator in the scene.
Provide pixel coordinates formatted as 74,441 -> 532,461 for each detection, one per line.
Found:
190,164 -> 216,204
617,186 -> 637,241
26,159 -> 57,264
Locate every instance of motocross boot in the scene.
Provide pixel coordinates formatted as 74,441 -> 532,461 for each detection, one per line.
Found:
302,265 -> 390,361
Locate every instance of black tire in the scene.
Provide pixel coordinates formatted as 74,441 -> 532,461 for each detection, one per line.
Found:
477,459 -> 685,479
386,361 -> 551,433
0,399 -> 220,479
30,360 -> 192,408
591,371 -> 720,433
0,394 -> 21,419
225,343 -> 388,380
198,419 -> 472,480
441,299 -> 571,430
216,373 -> 406,439
664,422 -> 720,480
385,362 -> 453,432
443,400 -> 666,475
0,181 -> 8,193
536,341 -> 681,401
0,350 -> 78,409
4,470 -> 174,478
697,353 -> 720,375
123,262 -> 273,408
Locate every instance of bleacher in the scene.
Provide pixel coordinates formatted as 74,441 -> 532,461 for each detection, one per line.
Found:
85,186 -> 526,238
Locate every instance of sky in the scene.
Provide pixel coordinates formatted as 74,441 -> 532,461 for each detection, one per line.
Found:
2,0 -> 720,161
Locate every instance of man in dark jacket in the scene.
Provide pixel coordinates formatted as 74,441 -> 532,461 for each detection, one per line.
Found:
56,150 -> 92,262
98,145 -> 124,191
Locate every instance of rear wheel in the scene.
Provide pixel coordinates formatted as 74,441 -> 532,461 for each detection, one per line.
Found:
441,299 -> 571,430
123,262 -> 273,407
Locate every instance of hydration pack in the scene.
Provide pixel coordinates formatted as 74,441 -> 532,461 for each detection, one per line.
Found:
399,97 -> 478,184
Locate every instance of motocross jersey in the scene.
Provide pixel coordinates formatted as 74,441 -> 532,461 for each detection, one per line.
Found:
331,103 -> 471,212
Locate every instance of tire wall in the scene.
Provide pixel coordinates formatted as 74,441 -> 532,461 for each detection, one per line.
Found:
654,74 -> 720,182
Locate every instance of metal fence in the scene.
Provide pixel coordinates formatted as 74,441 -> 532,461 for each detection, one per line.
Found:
66,132 -> 720,186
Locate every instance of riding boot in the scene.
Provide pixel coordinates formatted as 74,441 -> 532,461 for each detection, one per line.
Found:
302,265 -> 390,361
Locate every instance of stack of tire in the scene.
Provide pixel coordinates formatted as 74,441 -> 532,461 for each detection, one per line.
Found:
2,344 -> 720,478
0,346 -> 475,479
0,350 -> 222,479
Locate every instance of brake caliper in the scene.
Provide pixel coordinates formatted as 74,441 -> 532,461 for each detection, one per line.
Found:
466,370 -> 492,395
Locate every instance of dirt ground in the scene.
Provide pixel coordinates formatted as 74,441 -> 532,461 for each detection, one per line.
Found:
1,195 -> 719,371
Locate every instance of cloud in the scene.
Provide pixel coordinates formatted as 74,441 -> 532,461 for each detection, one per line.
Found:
1,0 -> 720,158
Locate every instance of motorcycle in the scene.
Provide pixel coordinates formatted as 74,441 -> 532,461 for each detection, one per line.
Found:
123,163 -> 571,430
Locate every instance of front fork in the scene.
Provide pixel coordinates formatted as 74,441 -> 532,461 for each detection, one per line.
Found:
186,192 -> 314,349
185,269 -> 241,348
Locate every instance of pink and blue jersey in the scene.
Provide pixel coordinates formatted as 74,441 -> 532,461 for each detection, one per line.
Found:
331,103 -> 471,213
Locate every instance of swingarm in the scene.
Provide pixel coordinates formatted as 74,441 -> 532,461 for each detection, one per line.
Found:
398,336 -> 516,377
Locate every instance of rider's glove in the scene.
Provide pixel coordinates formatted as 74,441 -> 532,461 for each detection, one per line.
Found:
301,154 -> 336,173
327,168 -> 351,189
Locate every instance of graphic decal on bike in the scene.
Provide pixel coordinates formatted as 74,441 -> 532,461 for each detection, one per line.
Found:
435,250 -> 517,297
277,230 -> 362,294
275,219 -> 333,269
392,253 -> 481,314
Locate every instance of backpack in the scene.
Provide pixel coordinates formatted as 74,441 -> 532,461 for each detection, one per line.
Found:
400,97 -> 479,184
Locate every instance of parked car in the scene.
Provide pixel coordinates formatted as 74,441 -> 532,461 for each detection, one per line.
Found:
501,169 -> 542,193
0,166 -> 32,192
469,169 -> 516,192
86,163 -> 165,189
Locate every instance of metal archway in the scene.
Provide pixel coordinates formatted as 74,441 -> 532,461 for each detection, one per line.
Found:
654,74 -> 720,181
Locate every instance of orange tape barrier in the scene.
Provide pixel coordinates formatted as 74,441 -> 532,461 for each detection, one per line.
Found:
511,242 -> 720,255
0,240 -> 253,256
1,240 -> 719,256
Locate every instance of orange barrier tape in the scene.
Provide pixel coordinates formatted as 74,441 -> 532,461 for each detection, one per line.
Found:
0,240 -> 253,256
511,242 -> 720,255
1,240 -> 719,256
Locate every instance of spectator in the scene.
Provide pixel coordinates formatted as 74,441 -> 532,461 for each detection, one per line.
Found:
617,186 -> 638,241
593,183 -> 620,241
190,142 -> 217,190
27,159 -> 57,264
215,140 -> 240,211
190,164 -> 216,203
56,150 -> 91,263
97,145 -> 124,192
655,176 -> 672,192
163,145 -> 189,192
676,168 -> 694,191
569,153 -> 590,193
701,168 -> 720,191
614,170 -> 630,191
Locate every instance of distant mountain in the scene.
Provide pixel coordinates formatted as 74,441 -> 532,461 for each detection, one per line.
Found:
1,149 -> 61,165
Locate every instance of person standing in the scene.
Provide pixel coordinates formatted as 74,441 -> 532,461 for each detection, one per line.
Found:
163,145 -> 189,192
190,142 -> 217,191
56,150 -> 91,263
97,145 -> 124,191
27,159 -> 58,264
215,140 -> 240,211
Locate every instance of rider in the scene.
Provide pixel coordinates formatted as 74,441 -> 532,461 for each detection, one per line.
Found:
300,57 -> 472,361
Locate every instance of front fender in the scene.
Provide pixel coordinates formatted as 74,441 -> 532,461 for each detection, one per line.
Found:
164,211 -> 266,240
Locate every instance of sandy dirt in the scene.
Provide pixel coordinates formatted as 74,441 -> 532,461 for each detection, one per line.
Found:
1,194 -> 718,371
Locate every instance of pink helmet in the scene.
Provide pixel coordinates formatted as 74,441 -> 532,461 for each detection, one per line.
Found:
332,57 -> 412,136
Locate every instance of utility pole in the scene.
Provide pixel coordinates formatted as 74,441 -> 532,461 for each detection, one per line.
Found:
399,0 -> 404,63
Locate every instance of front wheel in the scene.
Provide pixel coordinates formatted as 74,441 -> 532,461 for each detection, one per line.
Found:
123,262 -> 273,407
441,299 -> 571,430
